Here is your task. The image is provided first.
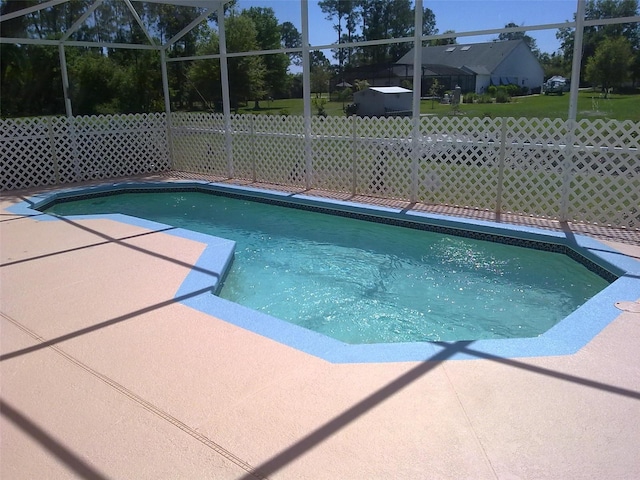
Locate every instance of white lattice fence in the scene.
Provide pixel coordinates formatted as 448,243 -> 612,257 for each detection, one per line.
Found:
1,113 -> 169,191
569,120 -> 639,228
171,112 -> 227,176
0,117 -> 57,190
311,116 -> 354,193
251,115 -> 305,186
497,117 -> 570,218
72,114 -> 169,180
231,114 -> 256,181
5,111 -> 637,230
416,116 -> 501,209
353,116 -> 413,199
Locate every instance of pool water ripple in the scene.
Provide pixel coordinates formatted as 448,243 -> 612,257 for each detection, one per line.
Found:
44,190 -> 610,344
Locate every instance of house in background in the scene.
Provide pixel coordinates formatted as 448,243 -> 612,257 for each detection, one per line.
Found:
394,39 -> 544,94
353,86 -> 413,117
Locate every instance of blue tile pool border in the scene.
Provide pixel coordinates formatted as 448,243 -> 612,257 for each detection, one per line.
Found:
9,180 -> 640,364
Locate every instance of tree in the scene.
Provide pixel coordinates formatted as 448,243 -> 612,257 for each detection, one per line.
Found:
539,52 -> 570,78
143,2 -> 212,109
318,0 -> 436,67
310,51 -> 331,97
430,30 -> 457,46
632,48 -> 640,85
428,79 -> 442,109
0,44 -> 64,117
497,22 -> 540,56
71,51 -> 121,114
187,14 -> 266,110
319,0 -> 356,68
556,0 -> 639,79
244,7 -> 290,99
281,21 -> 302,66
585,36 -> 633,93
355,0 -> 436,65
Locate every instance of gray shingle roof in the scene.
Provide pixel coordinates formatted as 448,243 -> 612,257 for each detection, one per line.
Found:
396,39 -> 526,73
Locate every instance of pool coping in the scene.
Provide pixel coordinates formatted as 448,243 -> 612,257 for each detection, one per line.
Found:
9,180 -> 640,363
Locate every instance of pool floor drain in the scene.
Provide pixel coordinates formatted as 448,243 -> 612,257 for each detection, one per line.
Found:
614,301 -> 640,313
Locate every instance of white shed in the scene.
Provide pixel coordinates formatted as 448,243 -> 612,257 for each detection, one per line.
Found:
353,86 -> 413,117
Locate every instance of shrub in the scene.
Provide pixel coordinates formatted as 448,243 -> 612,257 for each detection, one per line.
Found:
495,89 -> 510,103
503,84 -> 520,97
477,93 -> 493,104
463,92 -> 476,104
487,85 -> 497,96
279,108 -> 290,116
344,102 -> 358,116
313,97 -> 327,117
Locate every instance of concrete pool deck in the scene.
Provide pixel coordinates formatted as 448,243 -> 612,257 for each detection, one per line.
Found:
2,178 -> 640,479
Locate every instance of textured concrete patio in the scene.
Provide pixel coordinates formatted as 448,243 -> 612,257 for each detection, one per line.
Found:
2,182 -> 640,479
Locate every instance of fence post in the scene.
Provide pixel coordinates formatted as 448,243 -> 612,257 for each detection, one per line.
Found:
301,0 -> 313,190
160,51 -> 175,171
560,119 -> 576,222
351,115 -> 358,196
304,117 -> 313,189
47,116 -> 60,185
225,115 -> 234,178
410,0 -> 423,203
250,115 -> 256,182
68,116 -> 81,182
560,0 -> 586,222
495,117 -> 508,216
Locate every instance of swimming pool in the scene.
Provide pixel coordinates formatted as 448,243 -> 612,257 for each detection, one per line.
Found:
12,180 -> 640,362
43,189 -> 610,344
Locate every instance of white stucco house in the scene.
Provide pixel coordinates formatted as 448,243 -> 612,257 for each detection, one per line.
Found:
395,39 -> 544,94
353,86 -> 413,117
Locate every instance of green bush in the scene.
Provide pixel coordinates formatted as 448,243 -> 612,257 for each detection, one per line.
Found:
503,84 -> 521,97
477,93 -> 493,104
487,85 -> 497,96
463,92 -> 477,104
344,103 -> 358,116
495,90 -> 511,103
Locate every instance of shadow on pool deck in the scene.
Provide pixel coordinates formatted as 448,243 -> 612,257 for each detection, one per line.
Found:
2,179 -> 640,479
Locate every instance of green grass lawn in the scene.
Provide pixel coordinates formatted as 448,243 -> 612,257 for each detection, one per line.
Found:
234,90 -> 640,121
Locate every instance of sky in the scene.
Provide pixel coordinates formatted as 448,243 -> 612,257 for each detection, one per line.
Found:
237,0 -> 579,57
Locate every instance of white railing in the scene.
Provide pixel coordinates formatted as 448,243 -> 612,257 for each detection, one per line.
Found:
2,112 -> 638,230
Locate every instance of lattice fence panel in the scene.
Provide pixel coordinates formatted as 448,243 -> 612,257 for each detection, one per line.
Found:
568,119 -> 639,228
251,115 -> 305,186
507,116 -> 570,148
354,116 -> 413,199
2,114 -> 169,191
1,117 -> 57,190
416,116 -> 501,208
50,117 -> 76,184
496,118 -> 571,218
311,116 -> 354,193
171,112 -> 227,176
4,112 -> 639,231
230,114 -> 256,181
72,113 -> 169,181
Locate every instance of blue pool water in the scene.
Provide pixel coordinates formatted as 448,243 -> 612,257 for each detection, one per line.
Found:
45,191 -> 610,344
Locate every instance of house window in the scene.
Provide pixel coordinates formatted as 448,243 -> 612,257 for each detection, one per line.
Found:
446,47 -> 455,52
461,46 -> 471,51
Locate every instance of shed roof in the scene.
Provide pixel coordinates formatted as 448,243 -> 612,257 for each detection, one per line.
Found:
369,86 -> 412,94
